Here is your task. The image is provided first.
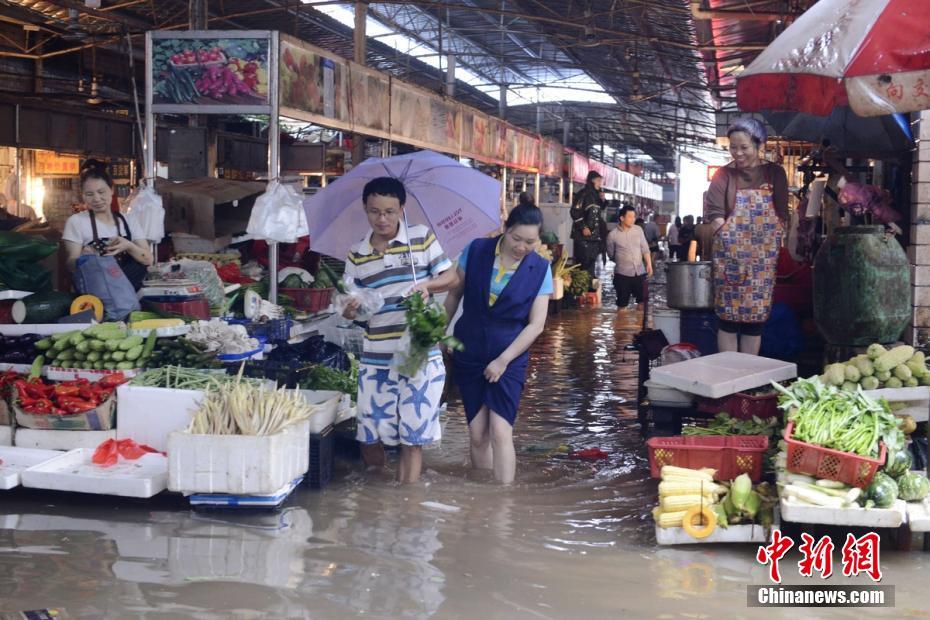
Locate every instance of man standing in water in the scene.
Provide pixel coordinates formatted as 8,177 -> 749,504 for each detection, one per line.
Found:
341,177 -> 458,484
606,205 -> 653,310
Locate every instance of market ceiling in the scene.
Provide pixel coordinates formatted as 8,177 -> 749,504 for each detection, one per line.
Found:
0,0 -> 818,173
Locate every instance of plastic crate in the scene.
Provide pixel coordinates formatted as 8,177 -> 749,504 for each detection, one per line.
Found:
280,287 -> 334,313
646,435 -> 769,482
225,318 -> 293,343
237,360 -> 314,388
783,422 -> 886,489
307,425 -> 334,489
697,390 -> 780,420
333,418 -> 360,461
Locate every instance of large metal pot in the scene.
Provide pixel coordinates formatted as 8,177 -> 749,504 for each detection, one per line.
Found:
666,261 -> 714,309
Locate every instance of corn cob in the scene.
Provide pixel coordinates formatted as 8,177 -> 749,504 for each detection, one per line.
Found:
661,494 -> 711,513
660,465 -> 715,481
656,510 -> 687,528
658,480 -> 723,497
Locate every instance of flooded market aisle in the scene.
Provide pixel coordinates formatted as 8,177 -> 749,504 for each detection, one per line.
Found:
1,272 -> 929,620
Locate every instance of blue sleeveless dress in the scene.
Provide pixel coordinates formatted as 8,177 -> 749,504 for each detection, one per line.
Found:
453,236 -> 548,426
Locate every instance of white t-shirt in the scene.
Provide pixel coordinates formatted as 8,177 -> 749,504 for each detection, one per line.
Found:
62,211 -> 144,247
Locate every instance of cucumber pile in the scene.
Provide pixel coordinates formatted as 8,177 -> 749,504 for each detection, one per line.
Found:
34,323 -> 156,371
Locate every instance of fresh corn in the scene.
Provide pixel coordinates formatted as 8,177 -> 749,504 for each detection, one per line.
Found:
656,510 -> 687,528
658,480 -> 723,497
660,465 -> 715,481
661,494 -> 711,513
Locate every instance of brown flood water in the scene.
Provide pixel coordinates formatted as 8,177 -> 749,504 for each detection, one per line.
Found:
1,268 -> 929,619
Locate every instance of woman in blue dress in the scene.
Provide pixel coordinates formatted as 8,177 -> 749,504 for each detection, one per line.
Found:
444,204 -> 553,483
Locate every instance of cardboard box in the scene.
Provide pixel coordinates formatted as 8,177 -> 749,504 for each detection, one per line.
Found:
156,177 -> 264,240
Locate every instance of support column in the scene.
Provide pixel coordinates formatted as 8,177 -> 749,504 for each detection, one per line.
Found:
910,111 -> 930,345
499,83 -> 507,119
352,2 -> 367,169
189,0 -> 207,29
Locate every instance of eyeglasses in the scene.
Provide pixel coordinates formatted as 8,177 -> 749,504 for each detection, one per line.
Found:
366,208 -> 400,219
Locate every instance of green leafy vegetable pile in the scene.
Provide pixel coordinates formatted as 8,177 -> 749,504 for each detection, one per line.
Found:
773,377 -> 904,458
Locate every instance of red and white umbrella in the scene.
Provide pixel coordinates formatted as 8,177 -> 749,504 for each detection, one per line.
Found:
737,0 -> 930,117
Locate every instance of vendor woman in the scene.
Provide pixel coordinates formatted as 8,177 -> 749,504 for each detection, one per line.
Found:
63,163 -> 153,290
704,117 -> 788,355
444,203 -> 553,484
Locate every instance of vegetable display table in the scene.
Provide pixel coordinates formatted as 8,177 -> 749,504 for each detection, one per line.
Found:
780,497 -> 907,528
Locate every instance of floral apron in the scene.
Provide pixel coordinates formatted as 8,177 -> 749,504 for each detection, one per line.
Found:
713,184 -> 783,325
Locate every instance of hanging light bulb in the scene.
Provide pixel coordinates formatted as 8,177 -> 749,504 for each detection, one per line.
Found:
87,77 -> 102,105
85,0 -> 101,8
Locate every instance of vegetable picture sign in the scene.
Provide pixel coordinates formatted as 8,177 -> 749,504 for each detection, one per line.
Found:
148,31 -> 275,113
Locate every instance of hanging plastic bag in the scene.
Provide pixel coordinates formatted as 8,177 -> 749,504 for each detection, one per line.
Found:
125,184 -> 165,243
246,180 -> 308,243
73,255 -> 140,320
332,276 -> 384,323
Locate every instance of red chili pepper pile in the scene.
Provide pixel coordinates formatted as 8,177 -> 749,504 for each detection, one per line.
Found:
0,370 -> 24,400
15,373 -> 127,416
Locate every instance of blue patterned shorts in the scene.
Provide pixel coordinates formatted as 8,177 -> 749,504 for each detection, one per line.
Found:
355,359 -> 445,446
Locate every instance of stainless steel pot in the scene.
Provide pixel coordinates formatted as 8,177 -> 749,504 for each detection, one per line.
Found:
666,261 -> 714,309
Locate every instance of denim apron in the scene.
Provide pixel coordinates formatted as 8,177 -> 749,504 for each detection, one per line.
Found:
452,236 -> 547,425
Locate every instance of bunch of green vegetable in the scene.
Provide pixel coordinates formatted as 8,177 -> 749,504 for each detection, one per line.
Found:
397,294 -> 462,377
683,413 -> 779,437
34,324 -> 155,371
300,360 -> 359,401
773,377 -> 904,459
714,474 -> 777,529
131,365 -> 257,389
567,269 -> 592,297
822,344 -> 930,391
147,337 -> 223,368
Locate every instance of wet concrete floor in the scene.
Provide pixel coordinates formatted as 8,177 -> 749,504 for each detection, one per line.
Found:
1,267 -> 929,619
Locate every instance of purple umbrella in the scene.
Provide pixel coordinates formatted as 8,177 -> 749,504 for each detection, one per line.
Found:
303,150 -> 502,261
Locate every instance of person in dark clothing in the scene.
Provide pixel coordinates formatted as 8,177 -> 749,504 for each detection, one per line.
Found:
571,171 -> 606,281
677,215 -> 696,261
517,191 -> 535,208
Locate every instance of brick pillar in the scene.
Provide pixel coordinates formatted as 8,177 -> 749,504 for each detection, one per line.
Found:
910,110 -> 930,345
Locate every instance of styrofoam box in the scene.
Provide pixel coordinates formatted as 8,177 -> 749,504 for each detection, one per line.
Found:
0,324 -> 82,337
14,428 -> 115,451
649,352 -> 797,399
22,449 -> 168,498
0,446 -> 61,489
655,521 -> 773,545
0,425 -> 11,447
780,497 -> 906,528
905,499 -> 930,532
47,367 -> 141,382
644,379 -> 694,407
116,385 -> 205,452
299,390 -> 342,434
168,419 -> 310,495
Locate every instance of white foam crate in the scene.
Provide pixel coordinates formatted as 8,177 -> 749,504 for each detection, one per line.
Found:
116,384 -> 205,452
650,352 -> 797,399
780,497 -> 907,528
905,500 -> 930,532
655,521 -> 773,545
14,428 -> 115,451
0,446 -> 61,489
0,426 -> 11,447
0,363 -> 33,374
21,449 -> 168,498
863,387 -> 929,422
298,390 -> 343,434
168,419 -> 310,495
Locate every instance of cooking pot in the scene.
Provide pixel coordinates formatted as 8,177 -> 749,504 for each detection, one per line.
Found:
666,261 -> 714,309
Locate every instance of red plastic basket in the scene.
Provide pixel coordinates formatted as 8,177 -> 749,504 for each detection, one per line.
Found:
646,435 -> 769,482
280,287 -> 334,313
697,390 -> 781,420
783,422 -> 886,489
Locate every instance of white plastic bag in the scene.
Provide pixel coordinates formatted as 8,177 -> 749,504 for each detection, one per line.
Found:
332,276 -> 384,323
125,184 -> 165,243
246,180 -> 309,243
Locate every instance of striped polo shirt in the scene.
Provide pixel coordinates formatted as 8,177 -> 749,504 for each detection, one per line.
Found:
344,223 -> 452,367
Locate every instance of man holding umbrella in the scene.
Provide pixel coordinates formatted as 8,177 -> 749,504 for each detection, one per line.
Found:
342,177 -> 458,484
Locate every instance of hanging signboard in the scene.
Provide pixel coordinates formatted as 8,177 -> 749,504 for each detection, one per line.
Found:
34,150 -> 80,175
279,35 -> 349,126
507,129 -> 539,172
430,99 -> 462,148
539,139 -> 562,178
347,64 -> 390,137
390,81 -> 434,147
148,31 -> 276,115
